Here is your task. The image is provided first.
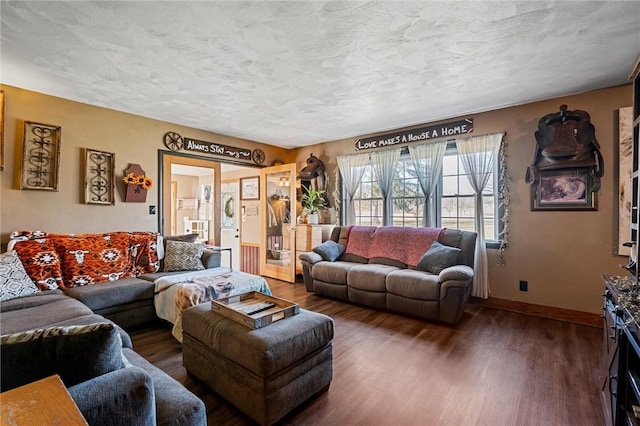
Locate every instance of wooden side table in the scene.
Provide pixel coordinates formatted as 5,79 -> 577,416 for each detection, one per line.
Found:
1,375 -> 88,425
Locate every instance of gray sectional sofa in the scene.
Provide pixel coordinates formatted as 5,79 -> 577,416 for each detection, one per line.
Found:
300,226 -> 477,324
1,231 -> 221,426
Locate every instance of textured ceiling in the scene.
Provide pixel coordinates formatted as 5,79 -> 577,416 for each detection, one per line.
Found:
1,1 -> 639,148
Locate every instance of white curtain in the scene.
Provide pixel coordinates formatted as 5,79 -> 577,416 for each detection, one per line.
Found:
337,153 -> 369,225
456,133 -> 503,299
409,141 -> 447,227
370,149 -> 401,226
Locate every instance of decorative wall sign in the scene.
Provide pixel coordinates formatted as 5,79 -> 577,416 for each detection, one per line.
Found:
162,131 -> 264,164
240,176 -> 260,200
21,121 -> 62,191
354,118 -> 473,151
84,148 -> 115,205
123,163 -> 151,202
531,168 -> 597,211
618,106 -> 633,255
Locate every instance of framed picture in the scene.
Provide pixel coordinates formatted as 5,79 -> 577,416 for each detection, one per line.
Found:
21,121 -> 62,191
240,176 -> 260,200
531,169 -> 597,211
83,148 -> 115,205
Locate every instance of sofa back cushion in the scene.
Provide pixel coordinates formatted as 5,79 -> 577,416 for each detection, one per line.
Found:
56,233 -> 135,288
0,322 -> 126,392
10,231 -> 160,289
344,226 -> 445,268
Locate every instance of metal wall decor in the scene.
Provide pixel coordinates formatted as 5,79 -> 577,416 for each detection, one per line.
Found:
83,148 -> 115,205
21,121 -> 62,191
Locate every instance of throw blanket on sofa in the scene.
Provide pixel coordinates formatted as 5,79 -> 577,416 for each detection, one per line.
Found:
154,268 -> 271,342
345,226 -> 446,267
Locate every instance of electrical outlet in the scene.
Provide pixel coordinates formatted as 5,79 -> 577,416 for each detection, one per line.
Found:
519,280 -> 528,291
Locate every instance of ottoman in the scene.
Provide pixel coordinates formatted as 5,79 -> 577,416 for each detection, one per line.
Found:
182,303 -> 334,425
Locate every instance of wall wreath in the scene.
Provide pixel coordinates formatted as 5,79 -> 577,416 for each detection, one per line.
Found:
224,197 -> 234,218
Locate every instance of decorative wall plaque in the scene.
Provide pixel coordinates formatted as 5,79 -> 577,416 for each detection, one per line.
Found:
21,121 -> 62,191
162,131 -> 264,164
84,148 -> 115,205
354,118 -> 473,151
123,163 -> 150,202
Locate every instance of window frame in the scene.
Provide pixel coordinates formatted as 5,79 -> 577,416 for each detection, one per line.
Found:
342,143 -> 504,247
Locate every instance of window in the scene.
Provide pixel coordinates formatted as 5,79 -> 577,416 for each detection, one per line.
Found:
440,144 -> 498,241
353,166 -> 382,226
348,143 -> 502,243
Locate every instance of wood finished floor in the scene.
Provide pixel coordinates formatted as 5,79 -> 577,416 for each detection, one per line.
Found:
130,278 -> 604,426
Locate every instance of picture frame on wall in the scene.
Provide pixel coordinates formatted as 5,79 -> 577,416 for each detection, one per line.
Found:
83,148 -> 115,205
240,176 -> 260,200
20,121 -> 62,191
531,169 -> 597,211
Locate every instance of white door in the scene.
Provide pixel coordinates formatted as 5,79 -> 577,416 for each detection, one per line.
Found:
220,181 -> 240,270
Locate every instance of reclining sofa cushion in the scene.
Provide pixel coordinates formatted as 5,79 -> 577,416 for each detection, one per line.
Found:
0,292 -> 133,348
0,250 -> 39,302
0,322 -> 126,392
312,261 -> 358,285
386,270 -> 441,301
347,264 -> 400,292
417,241 -> 462,274
64,277 -> 154,312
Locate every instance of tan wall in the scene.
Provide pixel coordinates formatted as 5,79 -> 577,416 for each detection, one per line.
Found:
294,85 -> 633,314
0,85 -> 288,247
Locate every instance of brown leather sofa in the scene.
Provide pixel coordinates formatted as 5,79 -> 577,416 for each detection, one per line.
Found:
300,226 -> 477,324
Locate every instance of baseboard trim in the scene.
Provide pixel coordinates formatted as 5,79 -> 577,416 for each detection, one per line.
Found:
469,296 -> 602,328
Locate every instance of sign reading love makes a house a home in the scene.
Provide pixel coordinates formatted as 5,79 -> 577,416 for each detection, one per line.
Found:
354,118 -> 473,151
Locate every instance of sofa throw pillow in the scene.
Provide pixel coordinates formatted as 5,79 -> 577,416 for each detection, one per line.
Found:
163,240 -> 205,272
0,322 -> 125,392
312,241 -> 345,262
417,242 -> 461,274
0,250 -> 39,302
11,238 -> 63,290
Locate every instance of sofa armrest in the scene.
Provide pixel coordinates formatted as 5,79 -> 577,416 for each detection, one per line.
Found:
299,251 -> 323,265
438,265 -> 474,283
68,366 -> 156,426
299,252 -> 324,293
201,249 -> 221,269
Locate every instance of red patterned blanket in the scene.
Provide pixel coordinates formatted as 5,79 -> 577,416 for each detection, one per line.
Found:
344,226 -> 445,267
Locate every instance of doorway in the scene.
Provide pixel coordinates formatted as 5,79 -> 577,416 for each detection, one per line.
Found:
159,151 -> 259,270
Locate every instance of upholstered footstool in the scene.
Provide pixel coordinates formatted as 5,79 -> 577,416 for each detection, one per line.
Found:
182,303 -> 334,425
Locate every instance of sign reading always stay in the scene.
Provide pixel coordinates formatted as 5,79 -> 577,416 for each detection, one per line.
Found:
183,137 -> 252,160
354,118 -> 473,151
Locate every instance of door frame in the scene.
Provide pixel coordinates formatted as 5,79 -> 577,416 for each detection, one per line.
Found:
260,163 -> 298,282
158,150 -> 263,242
